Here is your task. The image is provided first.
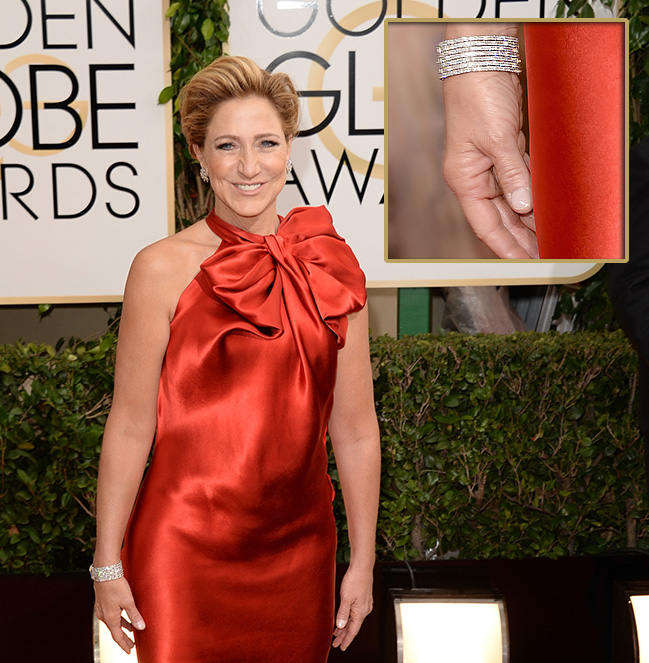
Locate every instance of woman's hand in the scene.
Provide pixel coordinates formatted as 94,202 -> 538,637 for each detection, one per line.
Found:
94,577 -> 146,654
332,565 -> 373,651
442,69 -> 537,259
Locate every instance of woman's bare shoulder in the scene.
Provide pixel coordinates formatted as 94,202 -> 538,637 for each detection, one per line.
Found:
128,221 -> 219,283
124,220 -> 220,318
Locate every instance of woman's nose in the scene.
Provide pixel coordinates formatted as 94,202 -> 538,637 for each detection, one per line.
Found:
238,149 -> 260,178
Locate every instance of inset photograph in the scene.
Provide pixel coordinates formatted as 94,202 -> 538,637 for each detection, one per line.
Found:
386,20 -> 626,261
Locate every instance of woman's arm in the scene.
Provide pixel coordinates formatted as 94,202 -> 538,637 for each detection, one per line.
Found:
93,244 -> 175,653
328,304 -> 381,651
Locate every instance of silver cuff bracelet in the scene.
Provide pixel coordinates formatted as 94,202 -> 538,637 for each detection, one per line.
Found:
437,35 -> 521,80
89,560 -> 124,582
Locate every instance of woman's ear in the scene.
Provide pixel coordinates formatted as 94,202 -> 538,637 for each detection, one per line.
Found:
192,144 -> 203,165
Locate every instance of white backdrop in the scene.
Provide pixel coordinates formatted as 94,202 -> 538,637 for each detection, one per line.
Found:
0,2 -> 618,302
229,1 -> 618,287
0,0 -> 173,303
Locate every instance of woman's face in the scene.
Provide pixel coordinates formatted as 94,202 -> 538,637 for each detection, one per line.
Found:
194,96 -> 291,228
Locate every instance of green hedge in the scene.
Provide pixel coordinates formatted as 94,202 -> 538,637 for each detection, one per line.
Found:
0,331 -> 644,574
0,336 -> 116,573
365,331 -> 646,561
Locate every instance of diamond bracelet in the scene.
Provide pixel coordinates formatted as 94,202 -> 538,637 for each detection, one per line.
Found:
437,35 -> 521,80
89,560 -> 124,582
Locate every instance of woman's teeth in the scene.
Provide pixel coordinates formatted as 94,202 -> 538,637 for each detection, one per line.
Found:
235,183 -> 261,191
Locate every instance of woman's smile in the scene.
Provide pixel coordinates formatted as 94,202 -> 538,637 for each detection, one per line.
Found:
233,182 -> 263,192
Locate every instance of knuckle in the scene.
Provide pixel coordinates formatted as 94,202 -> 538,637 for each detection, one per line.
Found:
443,158 -> 469,190
108,626 -> 123,640
106,610 -> 124,627
493,158 -> 527,185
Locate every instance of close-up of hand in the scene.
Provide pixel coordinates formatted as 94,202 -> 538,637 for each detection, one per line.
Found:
332,565 -> 374,652
442,69 -> 538,258
94,577 -> 146,654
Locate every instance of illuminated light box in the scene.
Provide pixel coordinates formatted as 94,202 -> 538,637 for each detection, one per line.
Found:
392,589 -> 509,663
629,589 -> 649,663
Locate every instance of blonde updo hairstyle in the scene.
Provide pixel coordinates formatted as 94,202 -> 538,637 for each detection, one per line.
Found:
179,55 -> 300,158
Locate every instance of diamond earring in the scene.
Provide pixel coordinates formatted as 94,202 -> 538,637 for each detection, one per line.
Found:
199,166 -> 209,183
286,158 -> 293,175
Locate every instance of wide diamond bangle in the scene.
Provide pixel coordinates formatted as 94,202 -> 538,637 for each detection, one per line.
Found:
437,35 -> 521,80
90,560 -> 124,582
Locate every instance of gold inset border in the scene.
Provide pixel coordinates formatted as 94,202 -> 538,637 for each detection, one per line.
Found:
383,17 -> 629,280
367,263 -> 603,289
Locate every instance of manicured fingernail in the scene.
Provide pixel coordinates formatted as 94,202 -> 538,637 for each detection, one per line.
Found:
135,620 -> 145,630
510,187 -> 532,212
337,620 -> 345,629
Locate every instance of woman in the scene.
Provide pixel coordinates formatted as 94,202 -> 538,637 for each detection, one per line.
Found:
92,55 -> 380,662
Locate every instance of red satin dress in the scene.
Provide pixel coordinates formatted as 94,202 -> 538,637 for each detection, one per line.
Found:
121,206 -> 366,663
524,22 -> 624,259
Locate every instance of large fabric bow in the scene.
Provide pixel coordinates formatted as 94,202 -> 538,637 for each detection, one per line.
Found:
196,206 -> 366,347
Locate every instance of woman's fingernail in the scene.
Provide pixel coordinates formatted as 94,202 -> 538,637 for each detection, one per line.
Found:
510,187 -> 532,212
337,620 -> 345,629
135,620 -> 146,630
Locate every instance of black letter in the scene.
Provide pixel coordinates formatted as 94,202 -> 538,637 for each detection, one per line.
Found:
495,0 -> 526,17
40,0 -> 76,49
52,164 -> 97,219
267,52 -> 341,137
495,0 -> 544,17
29,65 -> 82,150
311,149 -> 378,204
348,52 -> 382,136
284,168 -> 309,205
327,0 -> 385,37
0,72 -> 23,147
394,0 -> 443,17
0,0 -> 32,49
86,0 -> 135,48
1,164 -> 37,220
106,162 -> 139,218
256,0 -> 317,38
89,64 -> 137,149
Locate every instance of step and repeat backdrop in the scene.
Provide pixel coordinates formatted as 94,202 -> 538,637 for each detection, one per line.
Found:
0,1 -> 618,301
0,0 -> 172,302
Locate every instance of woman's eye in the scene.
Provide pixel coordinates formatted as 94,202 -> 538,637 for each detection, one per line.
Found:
261,140 -> 279,148
216,142 -> 235,151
